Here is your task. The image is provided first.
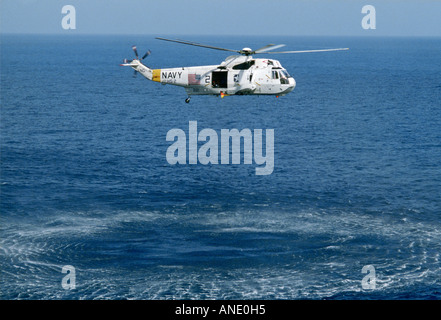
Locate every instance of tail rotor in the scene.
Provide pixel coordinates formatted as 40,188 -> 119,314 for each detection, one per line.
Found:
132,45 -> 139,60
141,49 -> 151,60
121,45 -> 151,77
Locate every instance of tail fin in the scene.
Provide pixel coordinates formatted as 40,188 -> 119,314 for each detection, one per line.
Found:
120,59 -> 153,80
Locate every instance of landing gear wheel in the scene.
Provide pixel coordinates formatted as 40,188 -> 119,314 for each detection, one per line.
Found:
185,97 -> 191,103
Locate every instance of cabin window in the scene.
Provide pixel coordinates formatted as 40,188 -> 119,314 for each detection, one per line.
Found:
232,60 -> 255,70
271,70 -> 279,79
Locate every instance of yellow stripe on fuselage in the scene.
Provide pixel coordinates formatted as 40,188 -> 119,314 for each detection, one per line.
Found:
152,69 -> 161,82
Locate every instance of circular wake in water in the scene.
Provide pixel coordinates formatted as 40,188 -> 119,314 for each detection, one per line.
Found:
1,207 -> 440,299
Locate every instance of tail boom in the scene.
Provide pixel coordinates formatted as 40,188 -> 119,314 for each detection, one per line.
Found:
120,60 -> 153,81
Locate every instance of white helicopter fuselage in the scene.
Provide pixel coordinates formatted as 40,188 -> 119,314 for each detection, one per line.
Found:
123,38 -> 348,102
130,55 -> 296,97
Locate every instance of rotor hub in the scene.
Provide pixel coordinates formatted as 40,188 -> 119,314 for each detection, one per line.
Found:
240,47 -> 253,55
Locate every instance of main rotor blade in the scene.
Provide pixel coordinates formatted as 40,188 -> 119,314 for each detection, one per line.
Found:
259,48 -> 349,54
155,37 -> 239,53
254,44 -> 286,54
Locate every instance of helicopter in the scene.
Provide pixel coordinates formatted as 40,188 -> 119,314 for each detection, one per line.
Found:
121,37 -> 348,103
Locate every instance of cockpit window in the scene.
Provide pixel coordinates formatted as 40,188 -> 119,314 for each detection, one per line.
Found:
232,60 -> 255,70
279,70 -> 290,84
281,69 -> 291,78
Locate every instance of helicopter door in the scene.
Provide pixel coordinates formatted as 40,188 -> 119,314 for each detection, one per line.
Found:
212,71 -> 228,88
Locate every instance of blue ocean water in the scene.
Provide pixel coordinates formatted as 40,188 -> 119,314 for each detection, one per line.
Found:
1,34 -> 440,300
